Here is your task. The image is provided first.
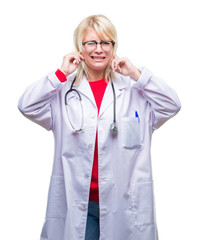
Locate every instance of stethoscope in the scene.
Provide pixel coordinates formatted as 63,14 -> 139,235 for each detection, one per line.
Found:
65,77 -> 118,135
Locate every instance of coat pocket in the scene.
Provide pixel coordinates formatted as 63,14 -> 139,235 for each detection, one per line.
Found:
121,118 -> 141,149
46,175 -> 67,218
130,182 -> 155,228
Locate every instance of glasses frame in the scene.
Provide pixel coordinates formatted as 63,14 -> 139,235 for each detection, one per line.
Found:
82,40 -> 115,51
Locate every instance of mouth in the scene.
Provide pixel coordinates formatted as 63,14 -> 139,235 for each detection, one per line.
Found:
91,56 -> 106,60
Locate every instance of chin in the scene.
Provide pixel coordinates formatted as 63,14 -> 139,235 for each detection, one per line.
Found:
87,62 -> 109,72
92,66 -> 107,71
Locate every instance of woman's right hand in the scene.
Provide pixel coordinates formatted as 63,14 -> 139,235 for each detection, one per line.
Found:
59,52 -> 85,76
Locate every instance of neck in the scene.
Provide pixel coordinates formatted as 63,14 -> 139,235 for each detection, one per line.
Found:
87,69 -> 105,82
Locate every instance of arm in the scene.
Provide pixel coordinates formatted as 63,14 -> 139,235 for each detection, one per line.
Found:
133,67 -> 181,130
111,55 -> 181,129
17,71 -> 65,130
18,52 -> 84,130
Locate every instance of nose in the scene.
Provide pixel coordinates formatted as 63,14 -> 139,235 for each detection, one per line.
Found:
95,43 -> 103,52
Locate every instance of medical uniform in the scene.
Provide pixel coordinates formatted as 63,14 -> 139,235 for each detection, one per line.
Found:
18,67 -> 181,240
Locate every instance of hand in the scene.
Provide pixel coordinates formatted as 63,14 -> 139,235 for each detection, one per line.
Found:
59,52 -> 85,76
111,55 -> 141,81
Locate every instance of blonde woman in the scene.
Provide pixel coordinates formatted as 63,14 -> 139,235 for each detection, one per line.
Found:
18,15 -> 181,240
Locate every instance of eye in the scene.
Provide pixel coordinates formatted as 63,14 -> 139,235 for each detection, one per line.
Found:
101,41 -> 111,45
86,41 -> 96,45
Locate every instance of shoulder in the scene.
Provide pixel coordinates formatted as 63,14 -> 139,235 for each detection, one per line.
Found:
113,72 -> 138,90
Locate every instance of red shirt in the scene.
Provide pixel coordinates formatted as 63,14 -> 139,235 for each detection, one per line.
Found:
55,69 -> 107,202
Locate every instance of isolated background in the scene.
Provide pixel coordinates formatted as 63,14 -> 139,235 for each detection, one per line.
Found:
0,0 -> 198,239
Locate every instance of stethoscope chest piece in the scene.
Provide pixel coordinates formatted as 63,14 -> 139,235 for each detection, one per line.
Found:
110,123 -> 118,135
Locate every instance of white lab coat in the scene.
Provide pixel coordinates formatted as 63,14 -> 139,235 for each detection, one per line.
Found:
18,67 -> 181,240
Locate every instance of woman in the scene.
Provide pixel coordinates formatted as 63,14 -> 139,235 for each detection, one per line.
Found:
18,15 -> 181,240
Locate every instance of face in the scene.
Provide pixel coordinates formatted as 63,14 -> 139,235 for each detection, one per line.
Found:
81,28 -> 114,74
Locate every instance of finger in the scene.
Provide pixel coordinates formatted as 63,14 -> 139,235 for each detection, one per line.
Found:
72,53 -> 79,64
112,58 -> 120,71
72,53 -> 82,64
65,52 -> 79,64
117,65 -> 122,73
111,56 -> 115,70
112,55 -> 121,71
115,59 -> 125,73
78,52 -> 85,61
74,54 -> 84,64
111,59 -> 116,71
114,54 -> 119,60
72,56 -> 78,64
67,54 -> 78,63
114,60 -> 121,72
77,52 -> 84,63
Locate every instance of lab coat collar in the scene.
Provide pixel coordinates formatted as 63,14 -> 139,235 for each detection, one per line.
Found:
76,75 -> 97,108
75,73 -> 128,116
99,73 -> 127,117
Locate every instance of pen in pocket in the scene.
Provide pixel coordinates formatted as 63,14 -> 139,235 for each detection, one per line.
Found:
135,111 -> 140,122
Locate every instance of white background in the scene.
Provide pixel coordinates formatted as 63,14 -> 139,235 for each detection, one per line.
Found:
0,0 -> 198,239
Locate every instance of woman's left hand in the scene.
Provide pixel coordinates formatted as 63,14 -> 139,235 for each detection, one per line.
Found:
111,55 -> 141,81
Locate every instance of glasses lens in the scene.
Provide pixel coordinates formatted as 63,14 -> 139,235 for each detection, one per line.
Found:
83,41 -> 114,51
84,41 -> 96,51
101,41 -> 113,51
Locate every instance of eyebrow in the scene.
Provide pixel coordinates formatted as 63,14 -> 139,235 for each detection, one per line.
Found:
85,40 -> 110,42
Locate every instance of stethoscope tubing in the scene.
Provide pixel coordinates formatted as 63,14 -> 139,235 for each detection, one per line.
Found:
65,77 -> 84,132
64,77 -> 118,134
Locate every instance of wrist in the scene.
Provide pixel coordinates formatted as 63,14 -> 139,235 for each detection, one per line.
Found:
130,69 -> 141,81
59,67 -> 68,76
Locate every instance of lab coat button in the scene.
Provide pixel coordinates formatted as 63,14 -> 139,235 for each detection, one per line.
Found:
123,193 -> 129,199
88,144 -> 93,149
129,206 -> 134,211
90,113 -> 95,119
84,174 -> 89,178
81,204 -> 87,210
102,146 -> 107,151
101,207 -> 108,216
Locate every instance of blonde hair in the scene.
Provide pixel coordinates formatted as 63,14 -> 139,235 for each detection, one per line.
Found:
73,14 -> 118,85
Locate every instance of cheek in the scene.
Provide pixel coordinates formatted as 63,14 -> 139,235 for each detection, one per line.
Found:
82,53 -> 91,65
106,54 -> 113,64
82,52 -> 88,59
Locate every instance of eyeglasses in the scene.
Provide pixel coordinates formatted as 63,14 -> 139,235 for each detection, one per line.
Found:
82,40 -> 115,51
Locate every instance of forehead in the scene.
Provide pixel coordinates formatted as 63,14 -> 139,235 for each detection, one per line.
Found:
83,27 -> 110,41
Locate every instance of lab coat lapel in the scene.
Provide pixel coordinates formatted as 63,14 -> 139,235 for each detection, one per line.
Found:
76,75 -> 97,108
99,74 -> 127,118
